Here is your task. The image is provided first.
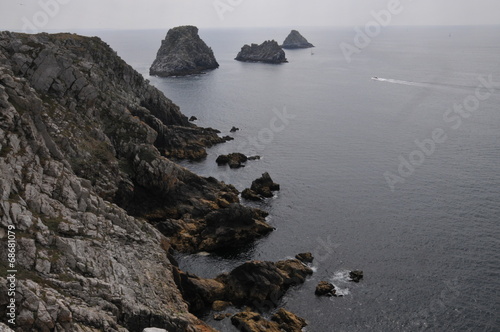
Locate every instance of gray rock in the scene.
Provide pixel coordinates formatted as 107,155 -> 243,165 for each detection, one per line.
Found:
282,30 -> 314,49
150,25 -> 219,77
235,40 -> 287,64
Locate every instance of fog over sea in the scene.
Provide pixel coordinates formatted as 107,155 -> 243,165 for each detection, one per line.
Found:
90,26 -> 500,331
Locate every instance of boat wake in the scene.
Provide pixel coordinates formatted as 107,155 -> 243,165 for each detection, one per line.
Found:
371,77 -> 498,92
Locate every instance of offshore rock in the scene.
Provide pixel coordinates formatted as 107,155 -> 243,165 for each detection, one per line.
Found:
235,40 -> 287,64
242,172 -> 280,201
349,270 -> 364,282
150,26 -> 219,77
281,30 -> 314,49
216,152 -> 247,168
315,281 -> 336,297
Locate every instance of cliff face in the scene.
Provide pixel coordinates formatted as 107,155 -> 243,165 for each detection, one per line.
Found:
150,26 -> 219,77
235,40 -> 287,64
281,30 -> 314,49
0,31 -> 272,331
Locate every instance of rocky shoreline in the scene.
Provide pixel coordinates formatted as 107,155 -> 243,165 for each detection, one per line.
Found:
0,31 -> 314,332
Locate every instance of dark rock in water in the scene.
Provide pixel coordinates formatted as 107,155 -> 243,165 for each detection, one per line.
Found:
173,257 -> 312,315
349,270 -> 364,283
242,188 -> 263,202
282,30 -> 314,49
235,40 -> 287,64
150,25 -> 219,77
216,152 -> 248,168
242,172 -> 280,200
315,281 -> 336,297
247,155 -> 261,160
219,259 -> 313,307
230,126 -> 239,132
232,309 -> 307,332
295,252 -> 314,263
189,116 -> 197,121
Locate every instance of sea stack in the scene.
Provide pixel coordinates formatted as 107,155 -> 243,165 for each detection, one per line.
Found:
281,30 -> 314,49
150,25 -> 219,77
235,40 -> 287,64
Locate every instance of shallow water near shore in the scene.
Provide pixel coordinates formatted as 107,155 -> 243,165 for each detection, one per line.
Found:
91,26 -> 500,331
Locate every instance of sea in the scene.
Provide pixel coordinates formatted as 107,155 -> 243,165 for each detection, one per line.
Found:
78,26 -> 500,331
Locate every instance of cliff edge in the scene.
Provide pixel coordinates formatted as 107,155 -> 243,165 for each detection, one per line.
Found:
0,31 -> 273,331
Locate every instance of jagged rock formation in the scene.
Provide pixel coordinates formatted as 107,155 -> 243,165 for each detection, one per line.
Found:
215,152 -> 247,168
235,40 -> 287,64
174,258 -> 313,314
281,30 -> 314,49
242,172 -> 280,201
315,281 -> 337,297
0,31 -> 275,331
150,26 -> 219,77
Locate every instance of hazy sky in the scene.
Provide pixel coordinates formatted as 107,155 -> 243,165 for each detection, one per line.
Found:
1,0 -> 499,32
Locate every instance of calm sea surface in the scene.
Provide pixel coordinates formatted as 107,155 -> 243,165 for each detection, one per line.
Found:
86,26 -> 499,331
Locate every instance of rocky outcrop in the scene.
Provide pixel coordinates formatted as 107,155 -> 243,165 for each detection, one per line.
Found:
231,309 -> 307,332
235,40 -> 287,64
281,30 -> 314,49
150,26 -> 219,77
242,172 -> 280,201
295,252 -> 314,263
315,281 -> 337,297
173,258 -> 312,314
349,270 -> 364,282
216,152 -> 247,168
0,31 -> 275,331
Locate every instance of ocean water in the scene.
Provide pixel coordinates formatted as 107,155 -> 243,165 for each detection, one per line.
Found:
90,26 -> 500,331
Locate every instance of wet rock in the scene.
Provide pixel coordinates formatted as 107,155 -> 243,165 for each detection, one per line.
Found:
216,152 -> 248,168
242,188 -> 263,202
235,40 -> 287,64
189,116 -> 197,121
271,308 -> 308,332
150,26 -> 219,77
315,281 -> 336,297
349,270 -> 364,283
230,126 -> 239,132
242,172 -> 280,200
295,252 -> 314,263
281,30 -> 314,49
247,155 -> 261,160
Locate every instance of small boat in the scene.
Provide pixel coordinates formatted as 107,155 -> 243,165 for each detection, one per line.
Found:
372,76 -> 378,80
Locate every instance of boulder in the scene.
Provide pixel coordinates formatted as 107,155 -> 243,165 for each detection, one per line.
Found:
271,308 -> 308,331
189,116 -> 197,121
235,40 -> 287,64
150,25 -> 219,77
281,30 -> 314,49
315,281 -> 336,297
230,126 -> 239,132
216,153 -> 248,168
349,270 -> 364,283
242,172 -> 280,200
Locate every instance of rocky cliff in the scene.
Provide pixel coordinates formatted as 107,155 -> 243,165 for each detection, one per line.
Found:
0,31 -> 277,331
150,26 -> 219,77
281,30 -> 314,49
235,40 -> 287,64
